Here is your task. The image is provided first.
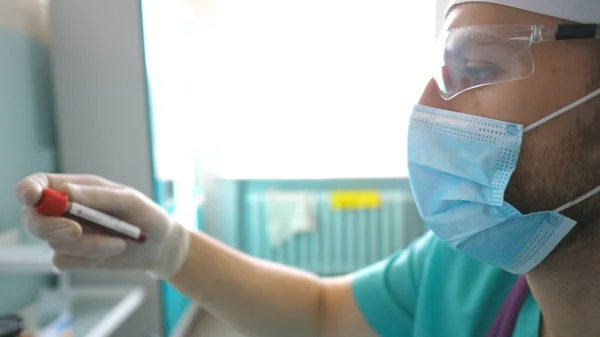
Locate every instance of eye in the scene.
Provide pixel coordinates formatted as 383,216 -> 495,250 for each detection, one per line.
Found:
464,60 -> 500,83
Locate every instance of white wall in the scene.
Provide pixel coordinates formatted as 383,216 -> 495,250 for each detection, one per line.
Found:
49,1 -> 162,336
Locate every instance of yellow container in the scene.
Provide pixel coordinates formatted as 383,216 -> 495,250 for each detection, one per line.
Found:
330,190 -> 381,210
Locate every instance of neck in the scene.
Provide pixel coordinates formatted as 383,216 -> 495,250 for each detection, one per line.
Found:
526,245 -> 600,337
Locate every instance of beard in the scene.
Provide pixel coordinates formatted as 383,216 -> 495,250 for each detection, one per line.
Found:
504,99 -> 600,265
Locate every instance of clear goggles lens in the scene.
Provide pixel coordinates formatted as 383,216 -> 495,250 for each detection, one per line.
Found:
434,25 -> 539,100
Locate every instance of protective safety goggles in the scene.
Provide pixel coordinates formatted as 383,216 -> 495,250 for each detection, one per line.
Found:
435,24 -> 600,100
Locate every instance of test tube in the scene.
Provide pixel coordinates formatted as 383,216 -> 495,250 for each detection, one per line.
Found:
34,188 -> 147,244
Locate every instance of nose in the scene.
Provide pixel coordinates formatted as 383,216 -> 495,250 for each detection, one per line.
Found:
417,78 -> 454,110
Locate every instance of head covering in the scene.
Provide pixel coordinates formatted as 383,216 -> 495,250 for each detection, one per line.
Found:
446,0 -> 600,23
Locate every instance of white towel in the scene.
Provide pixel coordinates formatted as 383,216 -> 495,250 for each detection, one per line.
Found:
265,191 -> 317,247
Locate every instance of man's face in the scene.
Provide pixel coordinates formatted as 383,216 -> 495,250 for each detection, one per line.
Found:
418,3 -> 600,258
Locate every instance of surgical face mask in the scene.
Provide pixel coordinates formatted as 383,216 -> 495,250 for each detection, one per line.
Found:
407,87 -> 600,274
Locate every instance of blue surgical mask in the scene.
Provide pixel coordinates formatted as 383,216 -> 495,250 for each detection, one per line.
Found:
407,88 -> 600,274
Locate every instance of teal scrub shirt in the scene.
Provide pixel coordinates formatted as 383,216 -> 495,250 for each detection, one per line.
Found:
352,231 -> 541,337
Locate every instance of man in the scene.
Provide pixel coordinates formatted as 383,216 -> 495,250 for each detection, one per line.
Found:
15,0 -> 600,336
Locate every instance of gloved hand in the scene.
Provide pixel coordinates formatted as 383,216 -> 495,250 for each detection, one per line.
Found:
15,173 -> 190,279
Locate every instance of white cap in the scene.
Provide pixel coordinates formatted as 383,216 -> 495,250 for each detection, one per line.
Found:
447,0 -> 600,24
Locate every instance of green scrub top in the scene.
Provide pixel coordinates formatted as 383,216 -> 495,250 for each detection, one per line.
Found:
352,231 -> 541,337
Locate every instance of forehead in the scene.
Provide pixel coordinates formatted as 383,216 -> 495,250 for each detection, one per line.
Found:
444,3 -> 566,31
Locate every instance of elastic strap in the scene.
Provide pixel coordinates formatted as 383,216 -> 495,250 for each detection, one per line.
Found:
555,24 -> 598,40
555,185 -> 600,213
524,87 -> 600,133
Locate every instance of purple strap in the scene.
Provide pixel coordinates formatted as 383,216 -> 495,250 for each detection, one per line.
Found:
486,276 -> 530,337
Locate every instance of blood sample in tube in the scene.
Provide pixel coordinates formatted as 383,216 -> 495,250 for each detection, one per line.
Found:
35,188 -> 147,244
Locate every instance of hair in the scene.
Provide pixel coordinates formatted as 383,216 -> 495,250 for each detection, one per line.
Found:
587,40 -> 600,138
592,40 -> 600,84
596,41 -> 600,83
579,40 -> 600,144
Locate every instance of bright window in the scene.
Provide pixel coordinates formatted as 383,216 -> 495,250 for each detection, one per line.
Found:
192,0 -> 437,179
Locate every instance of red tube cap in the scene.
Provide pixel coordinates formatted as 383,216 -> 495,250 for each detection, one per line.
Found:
35,188 -> 68,217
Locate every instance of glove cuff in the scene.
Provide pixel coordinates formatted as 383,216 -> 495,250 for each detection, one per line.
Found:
147,221 -> 190,279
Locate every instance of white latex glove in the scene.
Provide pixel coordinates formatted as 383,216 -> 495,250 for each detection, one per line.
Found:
15,173 -> 190,279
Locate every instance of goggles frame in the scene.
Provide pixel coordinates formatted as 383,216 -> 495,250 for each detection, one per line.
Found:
435,24 -> 600,100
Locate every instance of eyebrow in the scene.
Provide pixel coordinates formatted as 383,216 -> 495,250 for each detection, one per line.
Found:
447,26 -> 532,51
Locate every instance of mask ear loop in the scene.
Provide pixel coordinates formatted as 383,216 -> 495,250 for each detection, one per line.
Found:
524,87 -> 600,133
525,87 -> 600,213
555,185 -> 600,213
